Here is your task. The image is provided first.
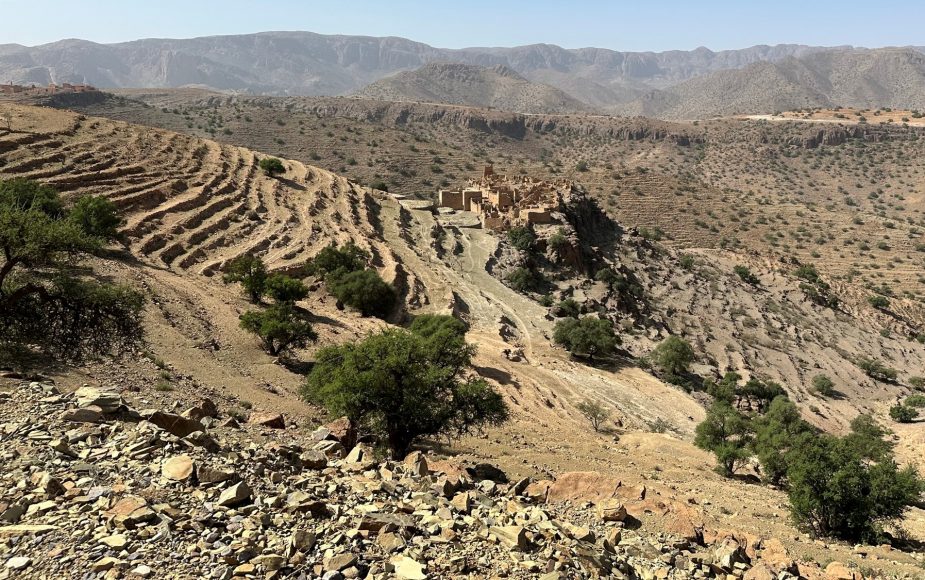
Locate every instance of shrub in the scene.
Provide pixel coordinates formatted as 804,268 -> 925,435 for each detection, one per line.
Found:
506,267 -> 543,293
679,255 -> 695,270
734,265 -> 759,285
507,226 -> 536,252
223,254 -> 268,303
575,160 -> 589,172
547,229 -> 569,254
844,414 -> 894,461
265,274 -> 308,303
694,401 -> 752,476
239,303 -> 316,356
903,394 -> 925,408
889,404 -> 918,423
857,358 -> 898,382
302,328 -> 509,456
651,336 -> 695,376
867,295 -> 890,310
811,374 -> 836,397
553,317 -> 619,361
258,157 -> 285,175
554,299 -> 581,318
327,268 -> 396,318
0,179 -> 143,360
575,400 -> 610,432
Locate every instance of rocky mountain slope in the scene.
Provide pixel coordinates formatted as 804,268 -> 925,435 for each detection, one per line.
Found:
2,103 -> 925,576
617,48 -> 925,119
353,63 -> 591,114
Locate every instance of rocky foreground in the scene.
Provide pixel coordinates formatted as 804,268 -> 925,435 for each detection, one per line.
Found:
0,377 -> 870,579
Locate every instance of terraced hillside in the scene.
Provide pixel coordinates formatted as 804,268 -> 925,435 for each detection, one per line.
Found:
4,104 -> 925,574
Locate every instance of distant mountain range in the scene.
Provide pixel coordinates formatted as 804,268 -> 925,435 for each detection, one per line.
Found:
2,31 -> 924,118
352,63 -> 590,114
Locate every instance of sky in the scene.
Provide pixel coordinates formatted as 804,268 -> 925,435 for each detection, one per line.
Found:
2,0 -> 923,52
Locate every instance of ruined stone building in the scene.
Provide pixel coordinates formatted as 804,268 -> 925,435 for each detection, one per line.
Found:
438,165 -> 567,231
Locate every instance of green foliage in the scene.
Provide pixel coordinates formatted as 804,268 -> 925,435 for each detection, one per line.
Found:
910,376 -> 925,390
223,254 -> 268,303
68,195 -> 121,240
651,336 -> 694,376
575,160 -> 589,172
506,267 -> 543,293
547,229 -> 568,254
553,317 -> 619,360
740,378 -> 787,412
595,268 -> 644,306
507,226 -> 536,252
258,157 -> 285,175
751,397 -> 812,484
409,313 -> 468,344
694,401 -> 752,476
734,265 -> 759,285
904,394 -> 925,408
327,268 -> 396,318
857,358 -> 898,382
239,303 -> 316,356
307,242 -> 368,279
705,371 -> 741,403
810,374 -> 836,397
302,328 -> 509,456
575,400 -> 610,432
554,298 -> 581,318
679,254 -> 695,270
786,435 -> 922,541
867,294 -> 890,309
844,414 -> 894,461
889,404 -> 918,423
265,273 -> 308,303
0,179 -> 143,360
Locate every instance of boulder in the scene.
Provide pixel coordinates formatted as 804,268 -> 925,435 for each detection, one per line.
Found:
824,561 -> 861,580
105,496 -> 156,529
299,450 -> 328,470
597,500 -> 627,522
466,463 -> 508,483
162,455 -> 194,481
74,386 -> 123,413
249,412 -> 285,429
546,472 -> 622,503
217,482 -> 251,507
390,555 -> 426,580
140,410 -> 204,438
60,407 -> 103,423
490,525 -> 529,551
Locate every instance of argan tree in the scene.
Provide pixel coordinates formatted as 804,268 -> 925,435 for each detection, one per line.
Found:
651,335 -> 695,376
576,399 -> 610,432
303,327 -> 508,456
553,316 -> 619,361
239,303 -> 316,356
258,157 -> 285,176
0,178 -> 143,359
223,254 -> 268,303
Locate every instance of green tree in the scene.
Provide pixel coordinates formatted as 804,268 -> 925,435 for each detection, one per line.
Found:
786,435 -> 922,541
239,303 -> 316,356
307,242 -> 368,279
553,317 -> 619,361
751,397 -> 812,484
554,298 -> 581,318
0,178 -> 143,360
327,268 -> 396,318
68,195 -> 122,240
651,336 -> 695,376
258,157 -> 285,176
844,414 -> 894,461
409,313 -> 468,343
810,374 -> 836,397
302,328 -> 509,456
506,267 -> 543,293
694,401 -> 752,476
223,254 -> 268,303
265,273 -> 308,303
576,399 -> 610,432
507,226 -> 536,252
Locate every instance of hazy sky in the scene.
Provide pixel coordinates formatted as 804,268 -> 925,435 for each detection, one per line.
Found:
2,0 -> 923,51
